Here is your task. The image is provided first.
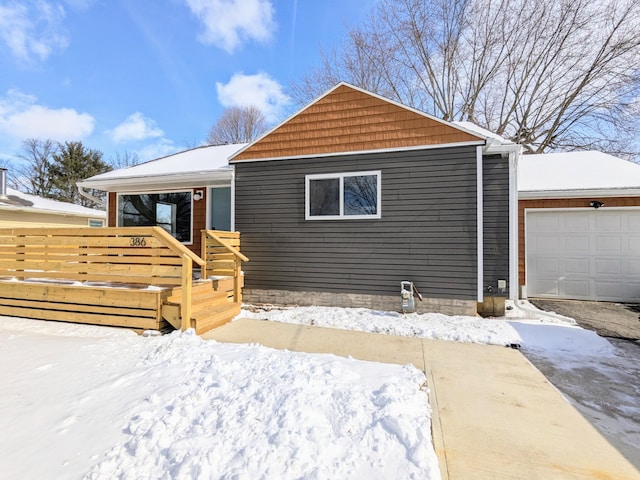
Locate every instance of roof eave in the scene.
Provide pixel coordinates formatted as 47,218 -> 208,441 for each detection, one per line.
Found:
78,169 -> 233,192
228,141 -> 486,164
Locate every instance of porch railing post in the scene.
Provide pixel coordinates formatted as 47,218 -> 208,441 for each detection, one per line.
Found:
200,230 -> 208,280
234,259 -> 242,303
181,253 -> 192,331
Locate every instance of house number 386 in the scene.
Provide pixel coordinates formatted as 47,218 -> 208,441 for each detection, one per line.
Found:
129,237 -> 147,247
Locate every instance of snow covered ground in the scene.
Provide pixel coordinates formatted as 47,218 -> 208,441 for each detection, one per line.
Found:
0,316 -> 439,480
240,305 -> 522,347
1,300 -> 638,478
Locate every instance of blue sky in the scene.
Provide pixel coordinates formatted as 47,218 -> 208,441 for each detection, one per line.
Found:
0,0 -> 375,164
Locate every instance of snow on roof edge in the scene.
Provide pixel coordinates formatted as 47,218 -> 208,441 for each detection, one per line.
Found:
1,188 -> 106,217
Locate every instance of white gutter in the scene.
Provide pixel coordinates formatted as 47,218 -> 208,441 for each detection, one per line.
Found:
230,166 -> 236,231
519,187 -> 640,199
77,185 -> 106,209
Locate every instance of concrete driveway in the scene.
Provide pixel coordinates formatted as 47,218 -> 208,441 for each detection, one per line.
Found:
204,319 -> 640,479
529,298 -> 640,340
525,298 -> 640,470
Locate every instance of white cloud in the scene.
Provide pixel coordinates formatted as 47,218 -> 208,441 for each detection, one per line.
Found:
109,112 -> 164,143
184,0 -> 275,53
216,72 -> 290,123
0,89 -> 94,141
135,139 -> 179,163
0,1 -> 69,63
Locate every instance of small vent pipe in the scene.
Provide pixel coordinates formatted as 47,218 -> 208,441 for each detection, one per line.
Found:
0,168 -> 7,199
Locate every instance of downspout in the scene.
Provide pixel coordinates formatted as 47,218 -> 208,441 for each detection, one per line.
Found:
476,145 -> 484,303
230,166 -> 236,232
77,184 -> 106,209
508,145 -> 521,302
482,141 -> 521,303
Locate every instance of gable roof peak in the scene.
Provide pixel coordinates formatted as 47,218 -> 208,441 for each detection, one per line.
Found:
230,82 -> 487,162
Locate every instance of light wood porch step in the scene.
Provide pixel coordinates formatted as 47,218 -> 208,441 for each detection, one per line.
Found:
165,280 -> 217,304
161,277 -> 241,333
191,302 -> 241,335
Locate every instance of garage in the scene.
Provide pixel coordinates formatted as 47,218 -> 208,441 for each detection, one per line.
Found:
526,208 -> 640,301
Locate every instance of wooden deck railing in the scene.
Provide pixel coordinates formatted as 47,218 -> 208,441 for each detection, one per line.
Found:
201,230 -> 249,303
0,227 -> 205,330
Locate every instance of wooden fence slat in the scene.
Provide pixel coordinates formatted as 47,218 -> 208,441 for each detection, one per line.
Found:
0,246 -> 179,257
0,304 -> 161,329
0,226 -> 168,237
0,253 -> 182,265
0,298 -> 157,318
0,270 -> 183,285
0,260 -> 182,277
0,236 -> 166,248
0,282 -> 160,308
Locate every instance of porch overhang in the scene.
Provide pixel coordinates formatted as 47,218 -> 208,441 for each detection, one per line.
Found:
78,168 -> 234,193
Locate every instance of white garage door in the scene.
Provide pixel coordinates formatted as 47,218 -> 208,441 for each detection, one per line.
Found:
526,209 -> 640,302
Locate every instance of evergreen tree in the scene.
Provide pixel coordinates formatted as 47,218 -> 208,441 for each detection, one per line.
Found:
49,141 -> 111,207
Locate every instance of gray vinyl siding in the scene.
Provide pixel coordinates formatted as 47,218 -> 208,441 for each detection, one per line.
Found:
483,153 -> 510,296
234,146 -> 479,299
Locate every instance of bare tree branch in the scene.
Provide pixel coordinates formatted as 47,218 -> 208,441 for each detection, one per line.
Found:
12,138 -> 58,195
291,0 -> 640,159
207,106 -> 269,145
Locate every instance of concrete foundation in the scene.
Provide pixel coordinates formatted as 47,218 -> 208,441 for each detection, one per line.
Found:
243,289 -> 479,316
477,296 -> 506,317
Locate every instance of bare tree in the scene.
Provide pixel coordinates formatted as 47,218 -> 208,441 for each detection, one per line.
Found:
292,0 -> 640,159
9,138 -> 59,196
109,150 -> 141,169
206,105 -> 269,145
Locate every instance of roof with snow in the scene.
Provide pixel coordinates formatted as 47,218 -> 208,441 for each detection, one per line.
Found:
518,151 -> 640,198
0,188 -> 106,218
452,121 -> 509,144
79,143 -> 247,191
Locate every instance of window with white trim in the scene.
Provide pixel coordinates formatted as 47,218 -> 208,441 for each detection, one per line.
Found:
305,171 -> 381,220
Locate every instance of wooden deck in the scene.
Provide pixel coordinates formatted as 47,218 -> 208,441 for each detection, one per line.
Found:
0,227 -> 247,334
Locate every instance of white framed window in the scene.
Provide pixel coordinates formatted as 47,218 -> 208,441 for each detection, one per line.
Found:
305,171 -> 381,220
116,191 -> 193,244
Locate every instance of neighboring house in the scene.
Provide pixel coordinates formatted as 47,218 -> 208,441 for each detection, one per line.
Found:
77,144 -> 245,257
229,82 -> 520,315
518,151 -> 640,302
0,170 -> 105,228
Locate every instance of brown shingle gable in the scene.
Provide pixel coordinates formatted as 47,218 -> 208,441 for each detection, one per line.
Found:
230,83 -> 484,162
